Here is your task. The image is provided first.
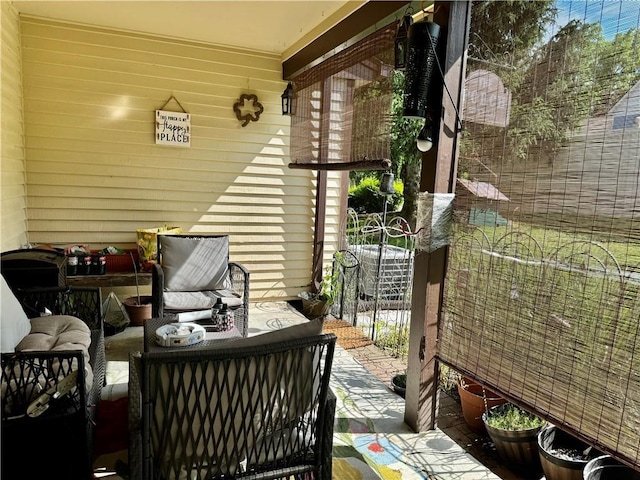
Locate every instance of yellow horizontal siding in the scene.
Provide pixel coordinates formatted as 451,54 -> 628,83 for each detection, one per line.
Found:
1,2 -> 28,251
23,47 -> 283,84
27,197 -> 314,215
22,18 -> 278,70
18,17 -> 343,300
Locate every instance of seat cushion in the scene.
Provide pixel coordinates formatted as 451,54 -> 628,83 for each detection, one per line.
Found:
161,235 -> 230,292
0,275 -> 32,353
215,317 -> 323,349
3,315 -> 94,410
163,290 -> 242,311
16,315 -> 94,389
17,315 -> 91,353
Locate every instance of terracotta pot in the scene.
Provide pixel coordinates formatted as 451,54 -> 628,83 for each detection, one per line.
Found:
457,377 -> 505,432
123,296 -> 152,326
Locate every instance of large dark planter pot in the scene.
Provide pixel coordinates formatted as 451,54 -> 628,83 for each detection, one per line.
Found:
391,374 -> 406,398
483,404 -> 544,477
538,425 -> 598,480
583,455 -> 640,480
457,377 -> 505,432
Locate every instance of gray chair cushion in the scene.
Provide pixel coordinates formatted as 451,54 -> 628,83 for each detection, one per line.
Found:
211,317 -> 323,349
161,236 -> 230,292
163,290 -> 242,311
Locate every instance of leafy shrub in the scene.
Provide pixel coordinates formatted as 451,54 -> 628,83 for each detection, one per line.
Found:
348,176 -> 404,214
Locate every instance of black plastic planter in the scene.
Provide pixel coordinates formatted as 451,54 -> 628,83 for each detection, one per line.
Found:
583,455 -> 640,480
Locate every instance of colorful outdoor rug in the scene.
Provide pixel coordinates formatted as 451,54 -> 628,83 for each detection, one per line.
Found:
94,374 -> 426,480
331,383 -> 431,480
323,318 -> 374,350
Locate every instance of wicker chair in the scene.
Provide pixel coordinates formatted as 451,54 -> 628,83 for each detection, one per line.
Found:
151,235 -> 249,336
1,286 -> 105,480
129,320 -> 336,480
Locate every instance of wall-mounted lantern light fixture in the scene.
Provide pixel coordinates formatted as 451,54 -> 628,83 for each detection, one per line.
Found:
394,12 -> 413,70
281,82 -> 296,116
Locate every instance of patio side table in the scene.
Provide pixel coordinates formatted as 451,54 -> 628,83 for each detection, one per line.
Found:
143,316 -> 241,353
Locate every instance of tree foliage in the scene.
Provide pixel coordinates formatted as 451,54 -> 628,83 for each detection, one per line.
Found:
462,0 -> 640,173
348,176 -> 404,214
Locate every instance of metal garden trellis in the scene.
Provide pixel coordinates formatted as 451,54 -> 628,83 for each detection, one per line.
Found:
339,208 -> 416,358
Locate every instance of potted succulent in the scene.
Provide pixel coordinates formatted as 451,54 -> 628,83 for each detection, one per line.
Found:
482,403 -> 545,476
123,252 -> 152,326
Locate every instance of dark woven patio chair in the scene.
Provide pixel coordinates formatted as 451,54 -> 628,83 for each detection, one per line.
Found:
129,319 -> 336,480
151,235 -> 249,336
1,286 -> 105,480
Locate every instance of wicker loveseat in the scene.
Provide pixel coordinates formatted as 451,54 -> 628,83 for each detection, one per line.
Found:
129,318 -> 336,480
1,279 -> 105,480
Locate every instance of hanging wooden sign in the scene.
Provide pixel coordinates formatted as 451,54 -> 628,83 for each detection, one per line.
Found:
155,110 -> 190,147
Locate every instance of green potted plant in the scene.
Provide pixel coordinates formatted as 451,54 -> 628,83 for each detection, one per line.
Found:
482,403 -> 545,475
299,254 -> 342,319
123,252 -> 152,326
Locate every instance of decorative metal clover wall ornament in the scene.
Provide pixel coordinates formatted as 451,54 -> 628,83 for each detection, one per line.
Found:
233,94 -> 264,127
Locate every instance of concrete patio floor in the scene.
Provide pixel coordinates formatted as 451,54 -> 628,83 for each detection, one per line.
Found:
96,301 -> 530,479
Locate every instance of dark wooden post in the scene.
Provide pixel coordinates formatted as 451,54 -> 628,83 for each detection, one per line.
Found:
404,0 -> 471,431
311,79 -> 332,291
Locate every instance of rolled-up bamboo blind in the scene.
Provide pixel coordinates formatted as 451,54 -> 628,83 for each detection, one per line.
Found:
289,23 -> 397,171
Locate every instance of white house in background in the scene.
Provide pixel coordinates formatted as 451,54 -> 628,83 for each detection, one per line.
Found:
497,79 -> 640,224
609,80 -> 640,131
577,79 -> 640,134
